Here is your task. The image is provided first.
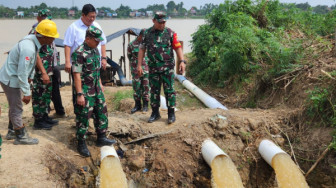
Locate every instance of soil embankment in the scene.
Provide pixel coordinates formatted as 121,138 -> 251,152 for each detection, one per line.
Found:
0,84 -> 334,187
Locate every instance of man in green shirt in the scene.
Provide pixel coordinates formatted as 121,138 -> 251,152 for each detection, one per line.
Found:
72,25 -> 116,157
137,12 -> 186,124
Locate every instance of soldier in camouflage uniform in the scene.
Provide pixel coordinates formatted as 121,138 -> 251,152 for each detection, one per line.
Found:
31,9 -> 58,131
72,26 -> 116,157
137,12 -> 186,124
127,29 -> 150,114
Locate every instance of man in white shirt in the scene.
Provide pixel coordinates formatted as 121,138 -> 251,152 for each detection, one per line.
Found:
64,4 -> 107,107
64,4 -> 107,71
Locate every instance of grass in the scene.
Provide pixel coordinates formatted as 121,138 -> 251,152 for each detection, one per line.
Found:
109,90 -> 133,111
174,81 -> 205,110
103,80 -> 206,112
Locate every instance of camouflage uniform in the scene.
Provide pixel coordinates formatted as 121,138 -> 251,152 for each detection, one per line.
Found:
72,27 -> 108,140
31,16 -> 56,120
32,45 -> 54,119
127,39 -> 149,102
141,26 -> 177,108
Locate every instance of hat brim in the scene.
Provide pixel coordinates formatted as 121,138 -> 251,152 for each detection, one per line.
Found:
156,18 -> 167,23
94,36 -> 104,42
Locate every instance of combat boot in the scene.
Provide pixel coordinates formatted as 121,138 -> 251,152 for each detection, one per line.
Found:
131,100 -> 142,114
96,133 -> 116,147
77,139 -> 91,157
14,126 -> 39,145
168,107 -> 176,124
6,121 -> 16,140
142,100 -> 148,112
33,118 -> 53,130
148,107 -> 161,123
43,114 -> 59,125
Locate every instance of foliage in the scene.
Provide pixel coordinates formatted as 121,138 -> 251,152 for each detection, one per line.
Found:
306,87 -> 336,126
306,86 -> 336,152
174,82 -> 205,109
188,0 -> 303,87
111,90 -> 133,110
116,4 -> 132,18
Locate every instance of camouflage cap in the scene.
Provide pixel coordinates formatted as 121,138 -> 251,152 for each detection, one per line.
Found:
154,12 -> 167,23
38,9 -> 52,19
86,25 -> 104,42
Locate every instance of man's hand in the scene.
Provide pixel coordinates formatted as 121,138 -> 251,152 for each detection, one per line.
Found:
77,95 -> 85,107
41,73 -> 51,84
137,65 -> 143,77
101,59 -> 107,70
179,62 -> 186,75
65,61 -> 71,73
22,96 -> 31,104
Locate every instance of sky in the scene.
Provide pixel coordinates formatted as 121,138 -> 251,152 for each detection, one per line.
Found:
0,0 -> 334,10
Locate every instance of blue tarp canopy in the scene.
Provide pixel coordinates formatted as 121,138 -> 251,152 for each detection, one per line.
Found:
54,27 -> 141,47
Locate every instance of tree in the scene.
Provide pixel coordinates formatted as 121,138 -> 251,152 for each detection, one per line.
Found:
116,4 -> 132,17
39,3 -> 47,9
313,5 -> 330,14
166,1 -> 176,14
199,3 -> 218,16
296,2 -> 311,11
146,4 -> 166,13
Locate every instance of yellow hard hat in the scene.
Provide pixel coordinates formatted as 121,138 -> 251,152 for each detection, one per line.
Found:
35,19 -> 59,38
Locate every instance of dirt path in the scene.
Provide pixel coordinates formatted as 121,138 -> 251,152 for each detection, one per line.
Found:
0,88 -> 74,187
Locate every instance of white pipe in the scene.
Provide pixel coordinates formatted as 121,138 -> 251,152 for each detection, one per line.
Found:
258,139 -> 286,166
100,146 -> 128,188
201,139 -> 228,167
101,146 -> 119,161
175,75 -> 228,110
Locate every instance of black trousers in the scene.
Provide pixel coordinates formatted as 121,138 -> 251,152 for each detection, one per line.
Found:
51,66 -> 65,115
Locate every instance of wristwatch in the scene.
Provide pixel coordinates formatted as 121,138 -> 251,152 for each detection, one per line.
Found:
101,56 -> 107,60
77,92 -> 83,96
179,60 -> 186,64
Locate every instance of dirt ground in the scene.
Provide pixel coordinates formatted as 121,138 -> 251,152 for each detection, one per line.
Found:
0,83 -> 335,187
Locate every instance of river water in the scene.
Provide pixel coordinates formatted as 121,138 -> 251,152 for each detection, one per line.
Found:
0,19 -> 205,86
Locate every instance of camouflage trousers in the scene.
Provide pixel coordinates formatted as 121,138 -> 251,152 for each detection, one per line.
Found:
32,74 -> 52,119
132,72 -> 149,102
149,68 -> 176,108
74,92 -> 108,140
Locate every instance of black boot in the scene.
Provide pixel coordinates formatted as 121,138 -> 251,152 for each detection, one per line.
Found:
131,100 -> 142,114
148,107 -> 161,123
142,100 -> 148,112
6,121 -> 16,140
43,114 -> 59,125
14,126 -> 39,145
33,118 -> 53,130
77,139 -> 91,157
168,107 -> 176,124
96,133 -> 116,147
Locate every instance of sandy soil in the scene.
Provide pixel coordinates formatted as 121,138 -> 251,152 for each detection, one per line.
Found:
0,85 -> 334,187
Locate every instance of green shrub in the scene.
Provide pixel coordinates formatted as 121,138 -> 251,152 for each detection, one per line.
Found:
111,90 -> 133,110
